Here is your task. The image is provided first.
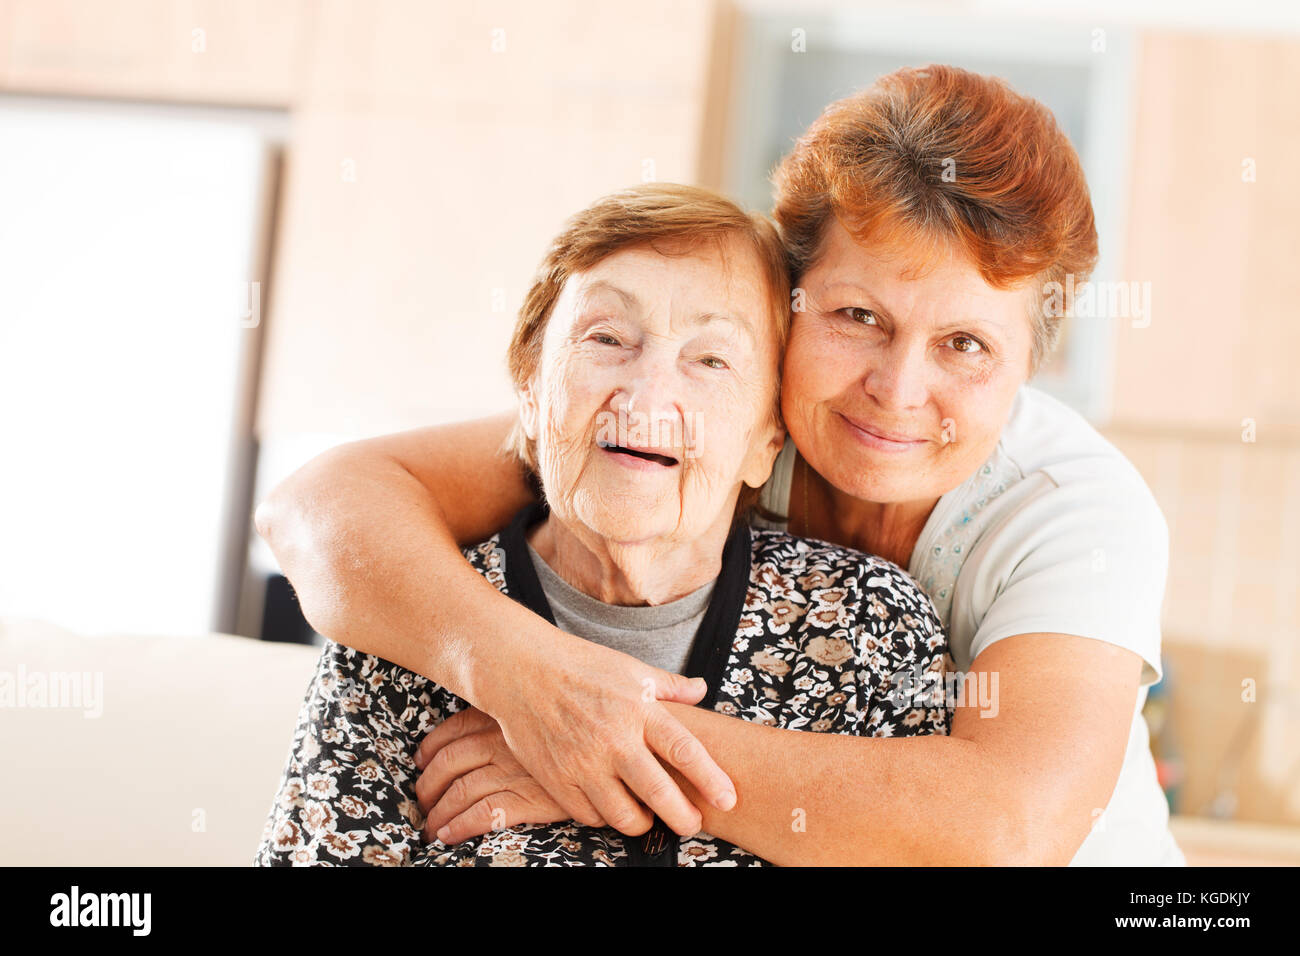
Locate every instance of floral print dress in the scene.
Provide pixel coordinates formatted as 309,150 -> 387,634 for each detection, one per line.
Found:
255,501 -> 951,866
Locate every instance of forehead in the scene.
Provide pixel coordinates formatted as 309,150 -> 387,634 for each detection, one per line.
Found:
553,236 -> 777,337
573,236 -> 762,299
807,218 -> 1035,327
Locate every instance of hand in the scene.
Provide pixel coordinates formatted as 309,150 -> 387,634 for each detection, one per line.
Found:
414,707 -> 569,844
443,634 -> 736,838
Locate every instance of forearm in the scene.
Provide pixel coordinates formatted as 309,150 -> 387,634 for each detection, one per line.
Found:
253,439 -> 543,707
664,703 -> 1039,866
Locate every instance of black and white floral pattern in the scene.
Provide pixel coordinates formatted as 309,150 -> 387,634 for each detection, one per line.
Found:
256,521 -> 951,867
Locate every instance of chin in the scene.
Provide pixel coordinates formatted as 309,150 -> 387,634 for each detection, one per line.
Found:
579,506 -> 677,545
823,458 -> 921,504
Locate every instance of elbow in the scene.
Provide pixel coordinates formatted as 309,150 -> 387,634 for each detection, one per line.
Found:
977,789 -> 1088,866
251,447 -> 365,639
254,443 -> 360,559
252,495 -> 278,547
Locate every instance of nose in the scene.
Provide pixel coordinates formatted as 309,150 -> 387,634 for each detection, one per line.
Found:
609,351 -> 684,446
861,338 -> 930,413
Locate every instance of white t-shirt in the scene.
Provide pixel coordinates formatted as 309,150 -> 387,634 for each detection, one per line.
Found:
753,384 -> 1185,866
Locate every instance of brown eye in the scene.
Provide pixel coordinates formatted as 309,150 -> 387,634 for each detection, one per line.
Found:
592,333 -> 620,346
700,356 -> 728,370
950,334 -> 984,354
844,307 -> 878,325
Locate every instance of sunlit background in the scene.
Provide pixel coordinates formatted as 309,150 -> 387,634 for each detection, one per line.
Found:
1,0 -> 1297,865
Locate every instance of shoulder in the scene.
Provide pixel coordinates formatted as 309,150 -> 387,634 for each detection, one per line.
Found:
987,387 -> 1167,546
1001,386 -> 1151,491
748,529 -> 943,630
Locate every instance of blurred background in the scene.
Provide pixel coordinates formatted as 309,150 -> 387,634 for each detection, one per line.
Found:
0,0 -> 1296,865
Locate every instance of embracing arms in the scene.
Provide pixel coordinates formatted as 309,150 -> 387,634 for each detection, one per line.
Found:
415,633 -> 1142,865
660,634 -> 1142,865
254,414 -> 534,700
253,413 -> 737,837
258,416 -> 1148,864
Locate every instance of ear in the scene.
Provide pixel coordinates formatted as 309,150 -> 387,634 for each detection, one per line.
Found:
518,377 -> 540,441
740,415 -> 787,490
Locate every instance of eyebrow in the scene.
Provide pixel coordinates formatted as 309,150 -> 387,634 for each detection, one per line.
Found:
579,280 -> 639,311
578,280 -> 757,342
683,310 -> 757,343
817,281 -> 1008,337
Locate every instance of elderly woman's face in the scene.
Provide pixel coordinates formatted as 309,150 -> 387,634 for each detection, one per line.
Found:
520,235 -> 783,545
783,218 -> 1034,506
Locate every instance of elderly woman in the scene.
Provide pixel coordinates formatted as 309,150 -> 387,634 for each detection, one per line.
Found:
255,184 -> 948,866
256,65 -> 1181,865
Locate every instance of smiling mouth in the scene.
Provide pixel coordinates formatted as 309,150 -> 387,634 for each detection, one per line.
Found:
597,440 -> 680,467
837,412 -> 927,446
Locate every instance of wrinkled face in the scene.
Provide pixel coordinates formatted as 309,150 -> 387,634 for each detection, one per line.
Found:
782,218 -> 1035,506
520,236 -> 784,546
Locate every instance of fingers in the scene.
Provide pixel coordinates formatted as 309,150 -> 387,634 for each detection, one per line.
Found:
422,765 -> 510,841
414,730 -> 499,813
645,708 -> 737,813
433,791 -> 564,847
581,775 -> 655,837
415,717 -> 610,831
434,794 -> 510,846
655,671 -> 708,706
537,781 -> 607,831
414,707 -> 495,771
616,749 -> 703,837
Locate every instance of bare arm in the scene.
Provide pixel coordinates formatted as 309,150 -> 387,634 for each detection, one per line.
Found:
254,413 -> 738,836
253,413 -> 534,690
663,634 -> 1141,865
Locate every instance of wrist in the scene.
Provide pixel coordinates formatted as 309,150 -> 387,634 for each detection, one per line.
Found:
460,606 -> 558,718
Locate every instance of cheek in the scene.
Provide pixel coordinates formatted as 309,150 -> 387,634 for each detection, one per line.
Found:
781,326 -> 825,412
540,360 -> 603,423
782,321 -> 834,384
534,364 -> 604,471
934,380 -> 1017,459
783,323 -> 865,415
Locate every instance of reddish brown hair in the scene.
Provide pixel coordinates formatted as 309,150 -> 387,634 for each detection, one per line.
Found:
772,64 -> 1098,373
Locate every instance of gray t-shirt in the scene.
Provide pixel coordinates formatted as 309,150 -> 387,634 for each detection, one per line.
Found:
525,540 -> 713,674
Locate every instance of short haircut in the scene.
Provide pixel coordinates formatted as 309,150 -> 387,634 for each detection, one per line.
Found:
772,64 -> 1099,375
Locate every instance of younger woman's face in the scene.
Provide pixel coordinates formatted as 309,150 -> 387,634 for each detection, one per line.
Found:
782,218 -> 1036,507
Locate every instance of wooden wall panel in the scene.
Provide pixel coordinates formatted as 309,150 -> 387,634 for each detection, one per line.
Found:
254,0 -> 720,440
1105,427 -> 1300,825
1,0 -> 312,105
1110,33 -> 1300,433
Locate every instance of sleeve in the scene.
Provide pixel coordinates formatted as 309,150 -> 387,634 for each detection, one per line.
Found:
853,557 -> 951,738
963,469 -> 1168,686
253,642 -> 435,867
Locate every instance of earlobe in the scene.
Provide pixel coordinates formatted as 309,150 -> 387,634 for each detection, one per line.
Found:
518,380 -> 540,440
742,420 -> 787,489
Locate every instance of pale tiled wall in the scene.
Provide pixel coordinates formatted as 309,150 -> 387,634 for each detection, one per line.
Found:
0,0 -> 312,106
1101,32 -> 1300,826
1104,429 -> 1300,823
256,0 -> 725,438
1109,34 -> 1300,434
0,0 -> 726,440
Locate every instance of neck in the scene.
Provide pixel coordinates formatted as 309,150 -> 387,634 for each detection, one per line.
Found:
801,459 -> 939,570
527,510 -> 732,606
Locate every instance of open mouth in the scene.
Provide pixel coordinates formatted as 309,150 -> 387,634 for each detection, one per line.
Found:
597,440 -> 680,467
